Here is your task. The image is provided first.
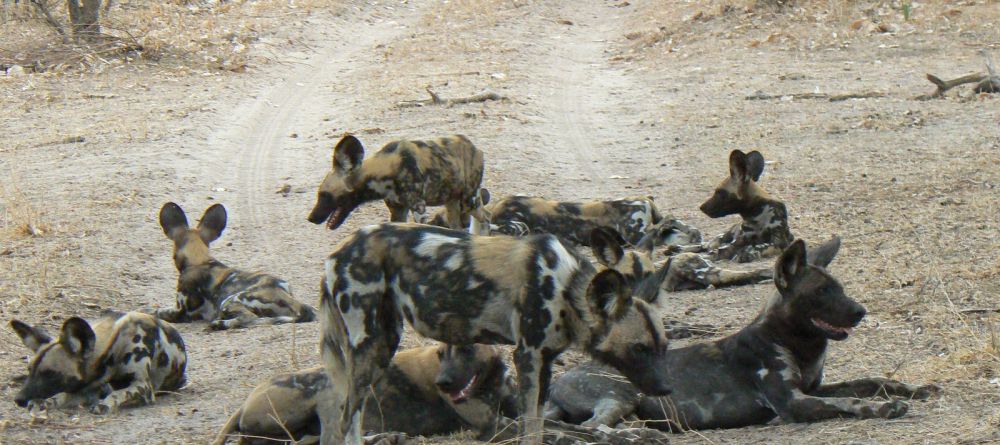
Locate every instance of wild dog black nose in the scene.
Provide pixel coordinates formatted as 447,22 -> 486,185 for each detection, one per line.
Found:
851,305 -> 867,323
434,374 -> 453,390
14,396 -> 27,408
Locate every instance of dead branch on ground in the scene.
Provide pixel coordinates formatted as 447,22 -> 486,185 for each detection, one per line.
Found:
917,50 -> 1000,99
745,90 -> 885,101
397,87 -> 506,108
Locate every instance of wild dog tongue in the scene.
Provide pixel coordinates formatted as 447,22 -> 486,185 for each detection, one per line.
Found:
449,374 -> 478,402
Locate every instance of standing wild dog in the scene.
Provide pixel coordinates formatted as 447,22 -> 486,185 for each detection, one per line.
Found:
156,202 -> 316,330
307,134 -> 485,231
430,193 -> 702,248
213,344 -> 518,445
681,149 -> 793,262
591,227 -> 772,296
10,311 -> 187,414
317,223 -> 671,445
544,237 -> 939,430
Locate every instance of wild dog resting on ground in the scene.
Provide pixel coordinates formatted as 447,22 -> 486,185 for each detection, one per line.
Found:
10,311 -> 187,414
307,134 -> 485,231
430,193 -> 702,248
155,202 -> 316,330
213,344 -> 517,445
544,237 -> 939,430
317,223 -> 671,445
591,228 -> 772,295
674,149 -> 793,263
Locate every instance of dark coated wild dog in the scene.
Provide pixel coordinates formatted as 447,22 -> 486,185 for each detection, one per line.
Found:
156,202 -> 316,330
10,311 -> 187,414
317,223 -> 671,445
213,344 -> 517,445
307,134 -> 485,231
591,227 -> 772,295
431,193 -> 702,248
545,237 -> 938,430
681,149 -> 793,263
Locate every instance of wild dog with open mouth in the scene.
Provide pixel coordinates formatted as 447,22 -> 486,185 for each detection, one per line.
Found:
544,237 -> 939,430
10,311 -> 187,414
317,223 -> 671,445
677,150 -> 793,263
591,227 -> 772,295
307,134 -> 485,231
430,193 -> 702,248
155,202 -> 316,330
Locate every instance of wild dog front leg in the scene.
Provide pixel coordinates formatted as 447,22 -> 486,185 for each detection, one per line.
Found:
150,292 -> 193,323
811,378 -> 940,400
386,201 -> 410,223
92,379 -> 155,414
513,344 -> 549,445
444,200 -> 467,230
208,303 -> 258,331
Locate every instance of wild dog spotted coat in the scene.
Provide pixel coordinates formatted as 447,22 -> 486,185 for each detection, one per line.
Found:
307,134 -> 485,231
11,311 -> 187,414
156,202 -> 316,330
317,223 -> 670,445
545,237 -> 938,430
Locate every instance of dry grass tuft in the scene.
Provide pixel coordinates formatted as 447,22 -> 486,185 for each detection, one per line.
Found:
1,170 -> 50,239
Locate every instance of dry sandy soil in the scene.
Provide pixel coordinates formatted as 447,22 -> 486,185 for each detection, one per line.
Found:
1,0 -> 999,444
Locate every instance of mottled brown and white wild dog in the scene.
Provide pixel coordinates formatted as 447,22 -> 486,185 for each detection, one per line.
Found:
687,149 -> 794,262
10,311 -> 187,414
307,134 -> 485,231
430,193 -> 702,248
545,237 -> 939,430
317,223 -> 671,445
212,344 -> 517,445
155,202 -> 316,330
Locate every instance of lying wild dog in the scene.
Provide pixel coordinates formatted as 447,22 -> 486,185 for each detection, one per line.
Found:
591,227 -> 772,295
544,237 -> 938,430
430,193 -> 702,248
307,134 -> 485,231
155,202 -> 316,330
213,344 -> 517,445
672,150 -> 793,263
317,224 -> 671,445
10,311 -> 187,414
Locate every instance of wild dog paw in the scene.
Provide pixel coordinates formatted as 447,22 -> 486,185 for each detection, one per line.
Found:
206,320 -> 228,331
90,401 -> 115,415
363,432 -> 412,445
912,384 -> 941,400
876,400 -> 908,419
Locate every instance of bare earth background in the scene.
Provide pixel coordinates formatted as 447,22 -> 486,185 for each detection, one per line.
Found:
1,0 -> 999,443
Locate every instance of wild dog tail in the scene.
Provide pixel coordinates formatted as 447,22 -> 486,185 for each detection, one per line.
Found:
212,406 -> 242,445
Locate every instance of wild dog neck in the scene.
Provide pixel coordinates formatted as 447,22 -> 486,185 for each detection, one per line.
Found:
739,199 -> 791,237
178,259 -> 235,297
752,295 -> 828,368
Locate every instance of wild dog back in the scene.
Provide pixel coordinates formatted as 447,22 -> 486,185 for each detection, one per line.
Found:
307,134 -> 485,231
10,311 -> 187,414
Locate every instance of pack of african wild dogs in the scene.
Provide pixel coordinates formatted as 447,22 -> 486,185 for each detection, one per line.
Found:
10,134 -> 940,445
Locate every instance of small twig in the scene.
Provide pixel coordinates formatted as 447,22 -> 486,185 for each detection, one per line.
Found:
958,308 -> 1000,315
745,90 -> 885,101
397,89 -> 506,108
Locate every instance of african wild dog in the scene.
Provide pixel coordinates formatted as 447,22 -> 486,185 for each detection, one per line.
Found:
155,202 -> 316,330
307,134 -> 485,231
674,149 -> 793,263
430,193 -> 702,248
544,237 -> 939,430
591,227 -> 772,296
427,187 -> 493,235
10,311 -> 187,414
213,344 -> 517,445
317,223 -> 671,445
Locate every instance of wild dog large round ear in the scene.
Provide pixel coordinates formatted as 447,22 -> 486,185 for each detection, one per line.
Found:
159,202 -> 189,239
728,149 -> 748,181
59,317 -> 96,357
477,188 -> 491,206
588,269 -> 631,321
10,320 -> 53,352
198,204 -> 228,244
806,235 -> 841,268
775,239 -> 808,291
590,228 -> 625,267
333,134 -> 365,172
746,151 -> 766,182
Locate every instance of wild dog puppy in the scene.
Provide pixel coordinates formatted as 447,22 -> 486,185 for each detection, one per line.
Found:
682,150 -> 793,263
431,193 -> 702,248
213,344 -> 517,445
307,134 -> 485,231
156,202 -> 316,330
545,237 -> 938,430
10,311 -> 187,414
317,224 -> 671,445
591,227 -> 772,296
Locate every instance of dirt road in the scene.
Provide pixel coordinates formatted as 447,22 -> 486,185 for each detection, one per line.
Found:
1,0 -> 998,443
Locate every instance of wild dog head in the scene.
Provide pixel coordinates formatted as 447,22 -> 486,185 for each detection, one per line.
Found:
700,149 -> 767,218
635,217 -> 703,252
591,227 -> 655,288
434,343 -> 509,405
584,269 -> 671,397
159,202 -> 227,271
307,135 -> 379,231
766,236 -> 865,341
10,318 -> 97,407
